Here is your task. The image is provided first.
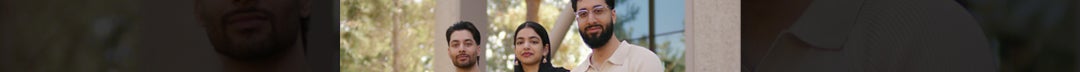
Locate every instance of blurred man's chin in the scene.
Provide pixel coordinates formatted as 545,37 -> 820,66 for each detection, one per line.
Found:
452,57 -> 477,67
453,61 -> 474,67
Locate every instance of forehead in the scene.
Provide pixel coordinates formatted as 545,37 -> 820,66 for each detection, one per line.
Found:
450,30 -> 474,40
575,0 -> 607,9
516,28 -> 539,37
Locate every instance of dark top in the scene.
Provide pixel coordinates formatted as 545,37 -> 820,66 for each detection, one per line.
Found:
514,62 -> 570,72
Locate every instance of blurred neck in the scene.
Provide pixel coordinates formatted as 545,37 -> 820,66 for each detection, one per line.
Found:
456,65 -> 476,72
523,62 -> 540,72
223,40 -> 308,72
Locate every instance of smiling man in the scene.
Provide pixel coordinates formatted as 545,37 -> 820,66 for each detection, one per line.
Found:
569,0 -> 663,72
445,21 -> 482,72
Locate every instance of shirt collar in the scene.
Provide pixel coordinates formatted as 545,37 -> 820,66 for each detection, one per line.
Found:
580,41 -> 633,72
578,40 -> 635,71
605,41 -> 633,65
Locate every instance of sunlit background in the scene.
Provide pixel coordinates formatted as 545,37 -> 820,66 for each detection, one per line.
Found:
339,0 -> 683,72
340,0 -> 436,72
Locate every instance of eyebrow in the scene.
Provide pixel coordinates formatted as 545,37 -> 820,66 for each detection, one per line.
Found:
529,36 -> 540,39
516,36 -> 540,40
593,5 -> 603,9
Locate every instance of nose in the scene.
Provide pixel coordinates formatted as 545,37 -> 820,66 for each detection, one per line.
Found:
454,45 -> 465,53
458,47 -> 466,53
584,16 -> 596,25
523,43 -> 533,50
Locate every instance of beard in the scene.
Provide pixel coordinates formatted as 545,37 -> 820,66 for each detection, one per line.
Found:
579,23 -> 615,49
453,56 -> 477,67
213,8 -> 297,61
215,28 -> 292,61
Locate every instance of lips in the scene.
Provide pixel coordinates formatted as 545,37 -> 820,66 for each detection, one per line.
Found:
222,8 -> 272,36
227,13 -> 268,30
585,25 -> 603,35
225,13 -> 269,32
521,52 -> 534,58
456,54 -> 469,61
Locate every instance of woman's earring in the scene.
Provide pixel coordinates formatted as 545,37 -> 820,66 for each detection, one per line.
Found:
543,56 -> 549,63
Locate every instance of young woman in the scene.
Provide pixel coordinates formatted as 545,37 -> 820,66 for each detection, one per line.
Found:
513,21 -> 570,72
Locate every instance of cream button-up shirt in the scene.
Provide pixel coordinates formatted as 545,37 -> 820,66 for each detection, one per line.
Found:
571,41 -> 664,72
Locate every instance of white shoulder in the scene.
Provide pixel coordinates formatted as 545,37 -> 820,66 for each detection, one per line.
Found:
626,45 -> 664,72
570,61 -> 589,72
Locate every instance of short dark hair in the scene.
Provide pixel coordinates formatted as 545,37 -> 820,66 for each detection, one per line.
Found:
446,21 -> 482,45
571,0 -> 615,10
514,21 -> 552,60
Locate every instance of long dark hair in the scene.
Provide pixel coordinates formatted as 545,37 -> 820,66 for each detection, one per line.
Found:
514,21 -> 551,62
514,21 -> 566,72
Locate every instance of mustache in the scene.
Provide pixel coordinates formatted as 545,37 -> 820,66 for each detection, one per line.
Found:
456,54 -> 470,58
585,24 -> 602,29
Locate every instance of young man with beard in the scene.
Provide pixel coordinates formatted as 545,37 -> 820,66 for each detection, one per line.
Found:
446,21 -> 483,72
570,0 -> 663,72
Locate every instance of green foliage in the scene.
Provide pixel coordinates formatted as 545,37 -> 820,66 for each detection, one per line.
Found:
340,0 -> 435,72
485,0 -> 527,71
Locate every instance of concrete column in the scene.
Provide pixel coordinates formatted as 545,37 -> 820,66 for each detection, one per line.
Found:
685,0 -> 740,71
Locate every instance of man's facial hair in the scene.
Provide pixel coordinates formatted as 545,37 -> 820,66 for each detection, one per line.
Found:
580,23 -> 615,49
454,56 -> 478,67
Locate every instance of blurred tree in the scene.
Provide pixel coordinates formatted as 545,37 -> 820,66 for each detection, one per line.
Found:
961,0 -> 1079,72
553,25 -> 590,69
340,0 -> 435,72
485,0 -> 526,71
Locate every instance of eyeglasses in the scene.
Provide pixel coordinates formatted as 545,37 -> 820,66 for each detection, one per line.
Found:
575,5 -> 610,21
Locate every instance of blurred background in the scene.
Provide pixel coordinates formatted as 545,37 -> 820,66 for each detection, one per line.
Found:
1,0 -> 139,72
339,0 -> 436,72
1,0 -> 339,71
960,0 -> 1080,72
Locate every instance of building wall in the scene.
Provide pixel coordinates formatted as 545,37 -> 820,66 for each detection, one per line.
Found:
685,0 -> 741,71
